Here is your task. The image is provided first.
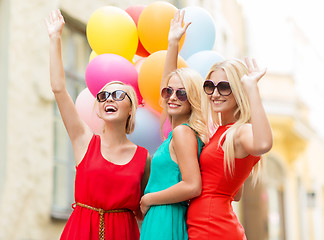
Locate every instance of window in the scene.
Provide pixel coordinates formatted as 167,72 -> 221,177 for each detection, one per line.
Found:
51,13 -> 90,220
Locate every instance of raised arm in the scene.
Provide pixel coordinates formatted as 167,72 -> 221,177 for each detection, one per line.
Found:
161,10 -> 191,91
45,10 -> 92,164
140,125 -> 201,215
237,58 -> 273,156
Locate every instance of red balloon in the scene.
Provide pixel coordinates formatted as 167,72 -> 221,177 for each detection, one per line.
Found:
125,5 -> 150,57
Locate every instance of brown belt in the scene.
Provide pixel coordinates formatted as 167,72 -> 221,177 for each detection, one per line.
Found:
73,202 -> 131,240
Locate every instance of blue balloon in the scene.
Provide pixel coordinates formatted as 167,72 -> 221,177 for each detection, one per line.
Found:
180,6 -> 216,60
186,50 -> 224,79
127,107 -> 163,155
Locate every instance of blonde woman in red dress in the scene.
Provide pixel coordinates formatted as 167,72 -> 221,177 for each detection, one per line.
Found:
45,10 -> 150,240
187,58 -> 273,239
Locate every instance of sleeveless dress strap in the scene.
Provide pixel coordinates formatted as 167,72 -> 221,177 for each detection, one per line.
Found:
133,145 -> 149,176
76,134 -> 98,169
136,146 -> 149,166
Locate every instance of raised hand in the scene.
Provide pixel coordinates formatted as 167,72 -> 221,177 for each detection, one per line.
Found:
168,10 -> 191,43
241,58 -> 267,87
45,9 -> 65,38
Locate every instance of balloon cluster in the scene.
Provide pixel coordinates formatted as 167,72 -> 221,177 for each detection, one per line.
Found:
75,1 -> 223,154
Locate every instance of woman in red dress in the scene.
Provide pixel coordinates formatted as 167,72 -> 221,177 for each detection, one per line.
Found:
186,58 -> 273,239
45,10 -> 150,240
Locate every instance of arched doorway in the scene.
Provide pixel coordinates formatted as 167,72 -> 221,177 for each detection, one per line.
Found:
241,156 -> 286,240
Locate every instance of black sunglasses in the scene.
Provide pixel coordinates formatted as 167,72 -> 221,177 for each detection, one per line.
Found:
203,80 -> 232,96
161,87 -> 188,102
96,90 -> 132,103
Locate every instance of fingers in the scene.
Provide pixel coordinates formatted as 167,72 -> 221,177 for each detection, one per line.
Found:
183,21 -> 191,32
49,9 -> 64,23
57,9 -> 65,23
245,57 -> 264,73
174,9 -> 180,22
173,9 -> 186,25
50,10 -> 56,23
140,204 -> 147,216
252,69 -> 266,83
252,58 -> 259,70
244,57 -> 253,72
172,9 -> 190,33
179,9 -> 185,23
258,67 -> 267,78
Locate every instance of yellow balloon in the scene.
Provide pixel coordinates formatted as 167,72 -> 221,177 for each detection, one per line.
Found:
89,50 -> 98,62
138,2 -> 185,54
86,6 -> 138,61
138,50 -> 187,113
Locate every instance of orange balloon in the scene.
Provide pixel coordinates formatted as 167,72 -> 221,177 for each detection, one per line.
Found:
138,1 -> 185,54
134,57 -> 146,73
138,50 -> 187,113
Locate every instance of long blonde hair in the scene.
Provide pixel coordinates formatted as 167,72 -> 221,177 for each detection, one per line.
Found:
162,68 -> 208,144
96,81 -> 138,134
206,59 -> 262,185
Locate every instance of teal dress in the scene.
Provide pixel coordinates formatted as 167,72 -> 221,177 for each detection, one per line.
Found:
140,124 -> 204,240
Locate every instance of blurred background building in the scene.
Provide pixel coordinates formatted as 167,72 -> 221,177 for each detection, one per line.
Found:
0,0 -> 323,239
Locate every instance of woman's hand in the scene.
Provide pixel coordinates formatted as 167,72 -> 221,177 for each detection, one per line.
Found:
161,10 -> 191,88
45,9 -> 65,38
168,10 -> 191,43
241,58 -> 267,88
140,193 -> 152,216
237,57 -> 273,156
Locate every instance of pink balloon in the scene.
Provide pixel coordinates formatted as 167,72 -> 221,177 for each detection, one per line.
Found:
85,53 -> 143,104
75,88 -> 104,134
163,117 -> 172,138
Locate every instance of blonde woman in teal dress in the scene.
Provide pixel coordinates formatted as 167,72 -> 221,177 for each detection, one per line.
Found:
139,10 -> 208,240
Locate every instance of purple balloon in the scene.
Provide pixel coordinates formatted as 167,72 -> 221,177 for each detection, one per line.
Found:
127,107 -> 163,155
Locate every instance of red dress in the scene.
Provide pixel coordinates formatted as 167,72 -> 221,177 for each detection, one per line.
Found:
187,124 -> 260,240
60,135 -> 148,240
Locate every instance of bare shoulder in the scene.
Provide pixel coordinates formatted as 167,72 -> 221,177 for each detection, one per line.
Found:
172,124 -> 196,139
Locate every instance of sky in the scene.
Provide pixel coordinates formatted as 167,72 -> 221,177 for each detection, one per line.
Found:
240,0 -> 324,138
